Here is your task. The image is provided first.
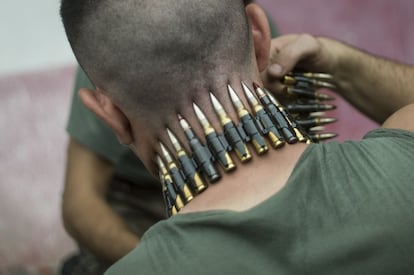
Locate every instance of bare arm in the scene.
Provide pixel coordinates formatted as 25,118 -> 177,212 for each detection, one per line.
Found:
262,34 -> 414,127
62,138 -> 139,263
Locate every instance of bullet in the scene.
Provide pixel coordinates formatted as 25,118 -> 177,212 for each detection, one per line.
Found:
193,103 -> 236,172
178,114 -> 221,183
210,92 -> 252,162
253,82 -> 298,144
158,170 -> 178,217
283,75 -> 337,90
166,128 -> 208,194
290,72 -> 334,81
308,112 -> 326,118
314,80 -> 336,90
293,80 -> 314,91
282,75 -> 298,86
285,87 -> 335,101
156,155 -> 184,212
308,126 -> 325,133
296,117 -> 338,128
228,85 -> 268,155
159,142 -> 193,203
309,132 -> 338,142
263,88 -> 309,143
286,103 -> 337,114
242,83 -> 285,148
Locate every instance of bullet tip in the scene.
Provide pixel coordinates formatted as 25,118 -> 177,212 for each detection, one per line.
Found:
156,155 -> 162,164
325,104 -> 337,110
209,92 -> 220,107
317,93 -> 336,101
159,141 -> 165,148
309,111 -> 326,118
309,126 -> 325,132
314,132 -> 338,140
323,117 -> 338,123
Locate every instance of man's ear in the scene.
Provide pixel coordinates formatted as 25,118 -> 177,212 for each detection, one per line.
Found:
245,3 -> 271,72
78,88 -> 134,145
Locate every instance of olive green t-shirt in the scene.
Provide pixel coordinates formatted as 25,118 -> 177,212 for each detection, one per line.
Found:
106,128 -> 414,274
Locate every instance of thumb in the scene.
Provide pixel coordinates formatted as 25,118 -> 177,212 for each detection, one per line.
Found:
267,34 -> 321,78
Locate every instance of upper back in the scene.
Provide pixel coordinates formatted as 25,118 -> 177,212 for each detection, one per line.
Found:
106,128 -> 414,274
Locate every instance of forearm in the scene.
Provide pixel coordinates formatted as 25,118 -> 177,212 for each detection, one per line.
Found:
63,138 -> 139,263
265,34 -> 414,123
62,192 -> 139,263
320,37 -> 414,123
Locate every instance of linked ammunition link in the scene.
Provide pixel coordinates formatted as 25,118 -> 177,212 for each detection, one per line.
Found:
193,103 -> 236,172
253,83 -> 298,144
157,72 -> 338,216
159,142 -> 194,204
178,114 -> 221,184
166,128 -> 208,194
210,92 -> 252,162
263,88 -> 309,143
228,84 -> 268,155
242,82 -> 285,148
157,156 -> 184,216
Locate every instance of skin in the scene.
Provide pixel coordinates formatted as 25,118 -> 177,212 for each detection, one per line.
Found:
262,34 -> 414,125
62,138 -> 139,263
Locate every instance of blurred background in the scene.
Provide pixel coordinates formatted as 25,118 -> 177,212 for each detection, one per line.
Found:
0,0 -> 413,273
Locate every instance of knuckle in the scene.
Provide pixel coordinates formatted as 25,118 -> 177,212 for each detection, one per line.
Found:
297,33 -> 316,43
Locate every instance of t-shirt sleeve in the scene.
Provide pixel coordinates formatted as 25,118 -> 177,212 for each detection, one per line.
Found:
66,67 -> 130,163
362,127 -> 414,140
104,230 -> 164,275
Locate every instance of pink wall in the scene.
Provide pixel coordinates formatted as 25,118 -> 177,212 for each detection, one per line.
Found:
1,0 -> 414,270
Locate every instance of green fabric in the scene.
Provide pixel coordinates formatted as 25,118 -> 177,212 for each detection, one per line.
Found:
66,67 -> 158,186
106,128 -> 414,275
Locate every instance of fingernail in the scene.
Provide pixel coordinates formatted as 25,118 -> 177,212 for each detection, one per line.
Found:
268,64 -> 282,75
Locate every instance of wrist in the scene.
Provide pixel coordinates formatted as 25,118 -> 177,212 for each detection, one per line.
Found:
316,37 -> 357,95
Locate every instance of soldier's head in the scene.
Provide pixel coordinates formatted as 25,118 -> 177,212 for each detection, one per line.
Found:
60,0 -> 271,172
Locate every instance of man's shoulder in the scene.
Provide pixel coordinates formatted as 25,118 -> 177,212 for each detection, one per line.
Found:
104,215 -> 221,275
362,127 -> 414,140
306,127 -> 414,159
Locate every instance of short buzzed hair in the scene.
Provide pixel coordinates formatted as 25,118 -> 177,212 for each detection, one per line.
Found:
61,0 -> 253,117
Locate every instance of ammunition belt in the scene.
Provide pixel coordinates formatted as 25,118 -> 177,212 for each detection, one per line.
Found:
157,71 -> 338,216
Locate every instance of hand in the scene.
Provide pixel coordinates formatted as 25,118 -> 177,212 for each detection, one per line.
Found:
261,34 -> 414,126
261,34 -> 338,95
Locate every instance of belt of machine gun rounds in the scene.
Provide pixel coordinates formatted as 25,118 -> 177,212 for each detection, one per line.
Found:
157,72 -> 337,216
282,71 -> 339,140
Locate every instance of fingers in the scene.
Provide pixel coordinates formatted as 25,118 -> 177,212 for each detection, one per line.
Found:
261,34 -> 322,96
260,69 -> 286,98
267,34 -> 321,78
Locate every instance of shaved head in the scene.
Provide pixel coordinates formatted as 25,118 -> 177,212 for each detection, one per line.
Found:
61,0 -> 253,117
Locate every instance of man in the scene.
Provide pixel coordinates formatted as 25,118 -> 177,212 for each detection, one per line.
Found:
60,0 -> 414,274
60,1 -> 279,273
